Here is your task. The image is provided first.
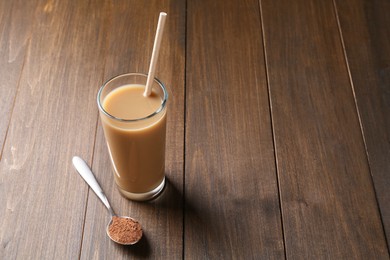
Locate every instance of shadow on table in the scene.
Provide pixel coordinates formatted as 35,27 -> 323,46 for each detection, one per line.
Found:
155,176 -> 224,252
116,176 -> 226,257
154,176 -> 225,256
114,232 -> 151,258
148,176 -> 183,208
115,176 -> 183,257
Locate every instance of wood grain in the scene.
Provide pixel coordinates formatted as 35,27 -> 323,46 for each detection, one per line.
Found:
185,0 -> 284,258
335,0 -> 390,247
80,0 -> 185,258
261,0 -> 388,258
1,0 -> 388,258
0,0 -> 107,258
0,0 -> 38,155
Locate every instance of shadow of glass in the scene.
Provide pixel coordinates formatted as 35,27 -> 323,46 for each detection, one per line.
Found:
117,176 -> 184,257
117,175 -> 228,257
146,177 -> 183,209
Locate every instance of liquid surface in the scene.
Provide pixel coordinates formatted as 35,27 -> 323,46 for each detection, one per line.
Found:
103,84 -> 162,120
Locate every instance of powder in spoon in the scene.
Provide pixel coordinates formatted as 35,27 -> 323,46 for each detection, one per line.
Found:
108,216 -> 143,244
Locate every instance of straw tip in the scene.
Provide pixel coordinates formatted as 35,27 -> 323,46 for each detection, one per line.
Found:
143,90 -> 150,97
160,12 -> 167,17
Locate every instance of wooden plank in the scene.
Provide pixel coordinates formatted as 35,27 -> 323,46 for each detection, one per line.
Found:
0,1 -> 107,258
335,0 -> 390,248
80,0 -> 185,258
261,0 -> 388,258
0,0 -> 37,154
185,0 -> 284,258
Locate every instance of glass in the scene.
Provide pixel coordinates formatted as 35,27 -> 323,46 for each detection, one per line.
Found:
97,73 -> 168,201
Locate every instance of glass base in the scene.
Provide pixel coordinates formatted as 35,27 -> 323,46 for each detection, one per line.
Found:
117,177 -> 165,201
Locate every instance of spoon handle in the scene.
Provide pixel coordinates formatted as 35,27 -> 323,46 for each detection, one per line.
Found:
72,156 -> 115,216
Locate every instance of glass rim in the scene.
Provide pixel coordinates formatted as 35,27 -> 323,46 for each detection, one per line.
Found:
97,73 -> 168,122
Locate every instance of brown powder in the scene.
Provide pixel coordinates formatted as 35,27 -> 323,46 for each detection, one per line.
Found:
108,216 -> 143,244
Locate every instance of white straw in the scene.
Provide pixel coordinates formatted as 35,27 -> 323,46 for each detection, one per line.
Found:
144,12 -> 167,97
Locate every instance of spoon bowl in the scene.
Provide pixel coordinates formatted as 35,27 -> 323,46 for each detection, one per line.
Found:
106,215 -> 143,245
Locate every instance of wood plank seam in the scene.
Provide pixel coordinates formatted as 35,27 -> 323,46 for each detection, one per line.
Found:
0,37 -> 31,161
332,0 -> 390,249
258,0 -> 287,258
77,113 -> 100,260
183,0 -> 188,259
260,0 -> 387,257
77,3 -> 113,258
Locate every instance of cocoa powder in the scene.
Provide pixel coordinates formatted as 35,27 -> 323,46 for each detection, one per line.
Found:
108,216 -> 143,244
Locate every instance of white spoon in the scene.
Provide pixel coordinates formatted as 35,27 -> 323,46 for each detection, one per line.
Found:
72,156 -> 142,245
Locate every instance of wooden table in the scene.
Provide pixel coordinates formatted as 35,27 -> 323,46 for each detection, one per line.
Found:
1,0 -> 389,259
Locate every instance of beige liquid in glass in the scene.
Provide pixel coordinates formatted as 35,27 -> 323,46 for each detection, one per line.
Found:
100,84 -> 166,198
